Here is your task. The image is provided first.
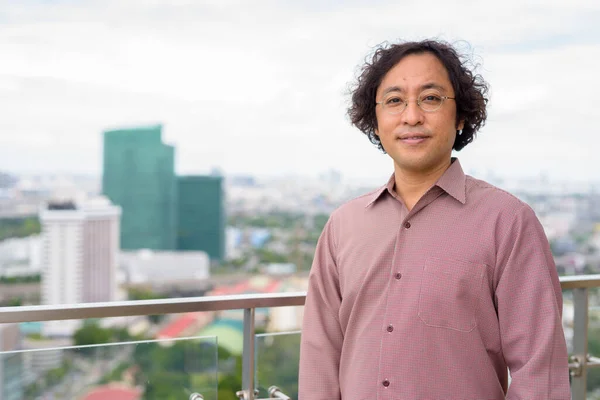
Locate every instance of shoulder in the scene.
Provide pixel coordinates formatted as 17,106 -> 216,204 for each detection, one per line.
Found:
465,175 -> 531,214
465,176 -> 543,238
320,185 -> 386,238
330,185 -> 384,219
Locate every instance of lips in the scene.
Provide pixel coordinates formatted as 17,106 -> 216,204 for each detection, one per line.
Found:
399,135 -> 429,140
397,133 -> 431,143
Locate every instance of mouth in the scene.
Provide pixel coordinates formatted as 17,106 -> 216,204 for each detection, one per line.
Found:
396,134 -> 431,144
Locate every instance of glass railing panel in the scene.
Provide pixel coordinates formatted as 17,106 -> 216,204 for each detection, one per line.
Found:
255,331 -> 301,399
587,287 -> 600,396
0,334 -> 218,400
562,285 -> 600,396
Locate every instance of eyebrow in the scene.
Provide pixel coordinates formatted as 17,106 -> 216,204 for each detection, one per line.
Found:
381,82 -> 448,96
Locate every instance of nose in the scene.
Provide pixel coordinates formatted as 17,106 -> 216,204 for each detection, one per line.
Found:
401,99 -> 424,126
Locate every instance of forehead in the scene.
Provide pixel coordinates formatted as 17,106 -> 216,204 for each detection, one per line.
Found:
377,52 -> 452,94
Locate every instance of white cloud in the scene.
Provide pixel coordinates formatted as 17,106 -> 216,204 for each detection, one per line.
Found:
0,0 -> 598,183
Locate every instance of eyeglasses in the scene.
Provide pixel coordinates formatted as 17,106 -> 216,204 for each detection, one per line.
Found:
376,90 -> 456,115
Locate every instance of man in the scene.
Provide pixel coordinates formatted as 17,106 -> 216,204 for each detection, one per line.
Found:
298,40 -> 570,399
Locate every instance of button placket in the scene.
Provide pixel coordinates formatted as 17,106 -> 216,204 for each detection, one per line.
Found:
379,214 -> 407,396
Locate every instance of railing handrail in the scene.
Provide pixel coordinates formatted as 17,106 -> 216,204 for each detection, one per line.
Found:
559,274 -> 600,290
0,292 -> 306,324
0,274 -> 598,324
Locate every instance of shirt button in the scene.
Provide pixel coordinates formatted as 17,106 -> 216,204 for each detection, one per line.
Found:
382,379 -> 390,387
404,221 -> 411,229
387,325 -> 394,332
395,272 -> 402,280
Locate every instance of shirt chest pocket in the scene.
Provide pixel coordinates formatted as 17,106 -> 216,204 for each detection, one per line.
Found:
418,257 -> 486,332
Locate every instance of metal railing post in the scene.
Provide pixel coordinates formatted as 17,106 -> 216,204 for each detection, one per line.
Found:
571,287 -> 589,399
242,307 -> 256,400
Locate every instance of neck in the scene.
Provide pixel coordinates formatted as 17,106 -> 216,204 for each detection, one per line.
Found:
393,159 -> 452,210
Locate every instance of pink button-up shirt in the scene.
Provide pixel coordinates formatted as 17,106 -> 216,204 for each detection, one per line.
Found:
299,159 -> 570,399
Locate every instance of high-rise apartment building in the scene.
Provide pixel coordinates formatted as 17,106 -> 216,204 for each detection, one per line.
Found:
40,198 -> 121,306
177,175 -> 225,261
102,125 -> 176,250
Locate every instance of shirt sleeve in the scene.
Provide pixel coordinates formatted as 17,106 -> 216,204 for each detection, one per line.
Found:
495,204 -> 571,399
298,215 -> 343,400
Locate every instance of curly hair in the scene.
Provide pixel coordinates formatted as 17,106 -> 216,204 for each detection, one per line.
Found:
348,40 -> 489,152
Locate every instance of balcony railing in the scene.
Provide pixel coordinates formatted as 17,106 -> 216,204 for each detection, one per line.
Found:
0,276 -> 599,399
561,275 -> 600,399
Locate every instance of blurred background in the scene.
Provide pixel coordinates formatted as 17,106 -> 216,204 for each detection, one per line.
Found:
0,0 -> 599,399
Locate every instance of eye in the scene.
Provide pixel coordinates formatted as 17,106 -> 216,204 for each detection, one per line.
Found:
420,93 -> 443,105
384,96 -> 404,107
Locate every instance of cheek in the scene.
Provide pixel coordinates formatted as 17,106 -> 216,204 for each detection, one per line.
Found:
439,112 -> 459,135
374,112 -> 383,134
375,114 -> 394,136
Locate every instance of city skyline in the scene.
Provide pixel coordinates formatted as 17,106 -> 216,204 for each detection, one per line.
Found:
0,1 -> 599,182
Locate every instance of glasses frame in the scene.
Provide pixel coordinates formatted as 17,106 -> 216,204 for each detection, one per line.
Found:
375,92 -> 456,115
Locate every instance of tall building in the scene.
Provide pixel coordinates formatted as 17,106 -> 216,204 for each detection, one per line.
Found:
102,125 -> 176,250
40,198 -> 121,306
177,175 -> 225,261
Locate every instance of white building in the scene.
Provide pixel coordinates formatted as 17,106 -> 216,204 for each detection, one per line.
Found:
119,249 -> 210,285
267,276 -> 308,332
225,227 -> 243,260
0,235 -> 42,277
40,197 -> 121,336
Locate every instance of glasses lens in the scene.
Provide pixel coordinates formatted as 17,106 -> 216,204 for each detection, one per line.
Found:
382,95 -> 406,114
419,91 -> 444,112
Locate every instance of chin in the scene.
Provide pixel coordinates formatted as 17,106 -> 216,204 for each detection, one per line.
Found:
394,156 -> 440,173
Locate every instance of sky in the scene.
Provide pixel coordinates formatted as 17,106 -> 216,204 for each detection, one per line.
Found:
0,0 -> 599,183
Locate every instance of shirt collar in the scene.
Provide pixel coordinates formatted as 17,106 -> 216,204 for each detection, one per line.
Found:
365,173 -> 396,208
435,158 -> 467,204
365,158 -> 467,208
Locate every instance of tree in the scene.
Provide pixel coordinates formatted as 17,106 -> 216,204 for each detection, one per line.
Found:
256,249 -> 288,264
313,213 -> 329,233
23,217 -> 41,235
588,325 -> 600,392
131,340 -> 238,399
0,274 -> 41,284
128,287 -> 165,324
143,372 -> 189,400
0,217 -> 41,241
128,287 -> 158,301
73,322 -> 112,354
6,297 -> 22,307
255,334 -> 300,399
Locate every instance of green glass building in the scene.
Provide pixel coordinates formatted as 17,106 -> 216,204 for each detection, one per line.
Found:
102,125 -> 177,250
177,175 -> 225,260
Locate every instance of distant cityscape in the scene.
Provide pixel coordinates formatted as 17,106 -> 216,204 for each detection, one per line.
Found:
1,124 -> 600,398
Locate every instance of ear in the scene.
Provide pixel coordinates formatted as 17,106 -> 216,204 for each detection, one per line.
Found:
457,120 -> 465,131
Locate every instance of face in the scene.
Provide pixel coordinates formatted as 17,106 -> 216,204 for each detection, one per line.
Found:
375,52 -> 464,175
